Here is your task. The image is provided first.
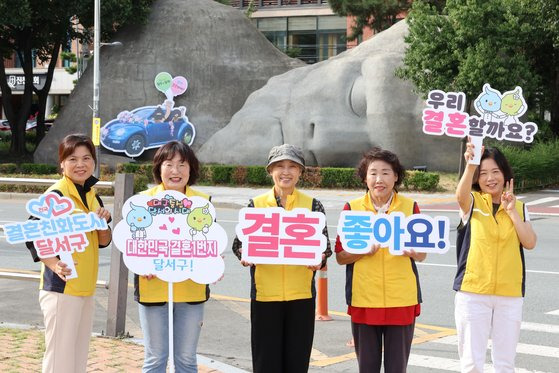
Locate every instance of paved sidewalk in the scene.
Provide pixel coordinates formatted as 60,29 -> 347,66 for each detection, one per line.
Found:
0,326 -> 222,373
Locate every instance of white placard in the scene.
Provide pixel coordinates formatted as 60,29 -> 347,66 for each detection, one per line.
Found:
112,190 -> 227,283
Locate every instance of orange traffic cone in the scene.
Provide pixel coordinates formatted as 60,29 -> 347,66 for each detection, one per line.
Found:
315,265 -> 332,321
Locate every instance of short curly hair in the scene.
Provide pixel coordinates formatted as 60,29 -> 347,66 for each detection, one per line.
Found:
356,147 -> 405,190
152,141 -> 200,186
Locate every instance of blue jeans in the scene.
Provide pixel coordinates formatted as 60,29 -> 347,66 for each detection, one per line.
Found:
138,302 -> 204,373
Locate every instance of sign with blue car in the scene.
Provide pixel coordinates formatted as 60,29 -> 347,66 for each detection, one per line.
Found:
100,72 -> 195,157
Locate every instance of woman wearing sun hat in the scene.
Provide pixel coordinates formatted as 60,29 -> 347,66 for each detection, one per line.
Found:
232,144 -> 332,373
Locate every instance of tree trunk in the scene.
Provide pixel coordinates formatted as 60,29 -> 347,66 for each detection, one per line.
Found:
1,32 -> 35,157
16,43 -> 35,156
35,91 -> 48,144
551,66 -> 559,137
33,41 -> 61,146
0,58 -> 17,146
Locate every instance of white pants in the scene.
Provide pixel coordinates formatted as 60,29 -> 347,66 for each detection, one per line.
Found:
39,290 -> 95,373
454,291 -> 523,373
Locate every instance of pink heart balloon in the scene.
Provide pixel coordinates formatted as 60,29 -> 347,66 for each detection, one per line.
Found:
170,76 -> 188,97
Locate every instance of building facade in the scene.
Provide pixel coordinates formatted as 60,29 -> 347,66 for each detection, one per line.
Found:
230,0 -> 349,64
0,38 -> 84,122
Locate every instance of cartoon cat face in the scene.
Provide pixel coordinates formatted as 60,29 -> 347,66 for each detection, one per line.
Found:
126,202 -> 153,228
500,88 -> 525,116
187,204 -> 213,231
476,84 -> 502,113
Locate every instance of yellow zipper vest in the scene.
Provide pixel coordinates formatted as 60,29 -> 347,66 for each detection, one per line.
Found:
347,192 -> 422,308
135,184 -> 210,303
251,188 -> 316,302
40,176 -> 101,296
454,191 -> 526,297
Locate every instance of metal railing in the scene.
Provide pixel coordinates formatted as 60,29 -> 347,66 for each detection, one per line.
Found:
0,177 -> 113,189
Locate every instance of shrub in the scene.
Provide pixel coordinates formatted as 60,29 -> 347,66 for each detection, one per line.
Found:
20,163 -> 58,175
211,165 -> 235,184
300,167 -> 322,188
404,171 -> 439,191
499,140 -> 559,191
320,168 -> 361,188
116,163 -> 140,174
199,165 -> 212,184
231,166 -> 248,185
116,163 -> 153,182
134,174 -> 150,194
246,166 -> 270,186
0,163 -> 17,173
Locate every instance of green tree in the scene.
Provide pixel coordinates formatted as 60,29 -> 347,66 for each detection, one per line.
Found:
396,0 -> 559,137
0,0 -> 152,156
329,0 -> 411,41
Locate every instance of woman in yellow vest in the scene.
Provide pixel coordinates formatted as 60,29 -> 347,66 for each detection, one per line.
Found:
335,147 -> 425,373
232,144 -> 332,373
26,134 -> 112,373
136,141 -> 211,372
455,142 -> 536,372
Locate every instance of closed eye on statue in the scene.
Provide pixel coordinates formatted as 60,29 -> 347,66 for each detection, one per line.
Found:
349,76 -> 367,118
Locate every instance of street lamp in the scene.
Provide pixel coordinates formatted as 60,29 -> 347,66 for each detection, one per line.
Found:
92,0 -> 122,178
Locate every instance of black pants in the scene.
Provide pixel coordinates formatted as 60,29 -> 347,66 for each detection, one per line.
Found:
251,298 -> 315,373
351,321 -> 415,373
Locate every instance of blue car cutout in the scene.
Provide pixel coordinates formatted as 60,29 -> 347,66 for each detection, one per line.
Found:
100,104 -> 196,157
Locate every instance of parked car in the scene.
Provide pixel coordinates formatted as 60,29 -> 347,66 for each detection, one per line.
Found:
0,120 -> 9,131
101,106 -> 195,157
25,118 -> 54,131
0,119 -> 54,132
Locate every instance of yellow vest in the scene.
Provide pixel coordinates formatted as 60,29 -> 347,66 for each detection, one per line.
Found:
454,191 -> 525,297
347,192 -> 421,308
251,188 -> 316,302
135,184 -> 210,303
40,176 -> 102,296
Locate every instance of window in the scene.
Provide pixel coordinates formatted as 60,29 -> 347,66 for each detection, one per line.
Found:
317,16 -> 347,60
14,50 -> 37,68
256,15 -> 347,64
258,18 -> 287,50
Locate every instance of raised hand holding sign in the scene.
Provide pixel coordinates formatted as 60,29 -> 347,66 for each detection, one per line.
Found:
422,84 -> 538,165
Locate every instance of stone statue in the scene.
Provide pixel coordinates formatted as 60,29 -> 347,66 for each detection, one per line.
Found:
34,0 -> 302,166
198,21 -> 459,171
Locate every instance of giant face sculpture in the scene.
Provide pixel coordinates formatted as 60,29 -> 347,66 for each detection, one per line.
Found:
199,21 -> 458,171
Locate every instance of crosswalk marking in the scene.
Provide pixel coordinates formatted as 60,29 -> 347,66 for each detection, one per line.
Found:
521,321 -> 559,334
433,335 -> 559,359
408,354 -> 547,373
546,309 -> 559,316
525,197 -> 559,206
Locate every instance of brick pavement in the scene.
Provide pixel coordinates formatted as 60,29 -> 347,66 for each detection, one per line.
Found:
0,327 -> 220,373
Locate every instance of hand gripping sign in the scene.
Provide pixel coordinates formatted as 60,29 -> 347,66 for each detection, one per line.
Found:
422,84 -> 538,164
112,190 -> 227,373
235,207 -> 327,266
337,211 -> 450,255
112,190 -> 227,284
3,192 -> 109,279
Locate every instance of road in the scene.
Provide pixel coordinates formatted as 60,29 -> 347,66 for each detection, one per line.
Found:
0,190 -> 558,372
